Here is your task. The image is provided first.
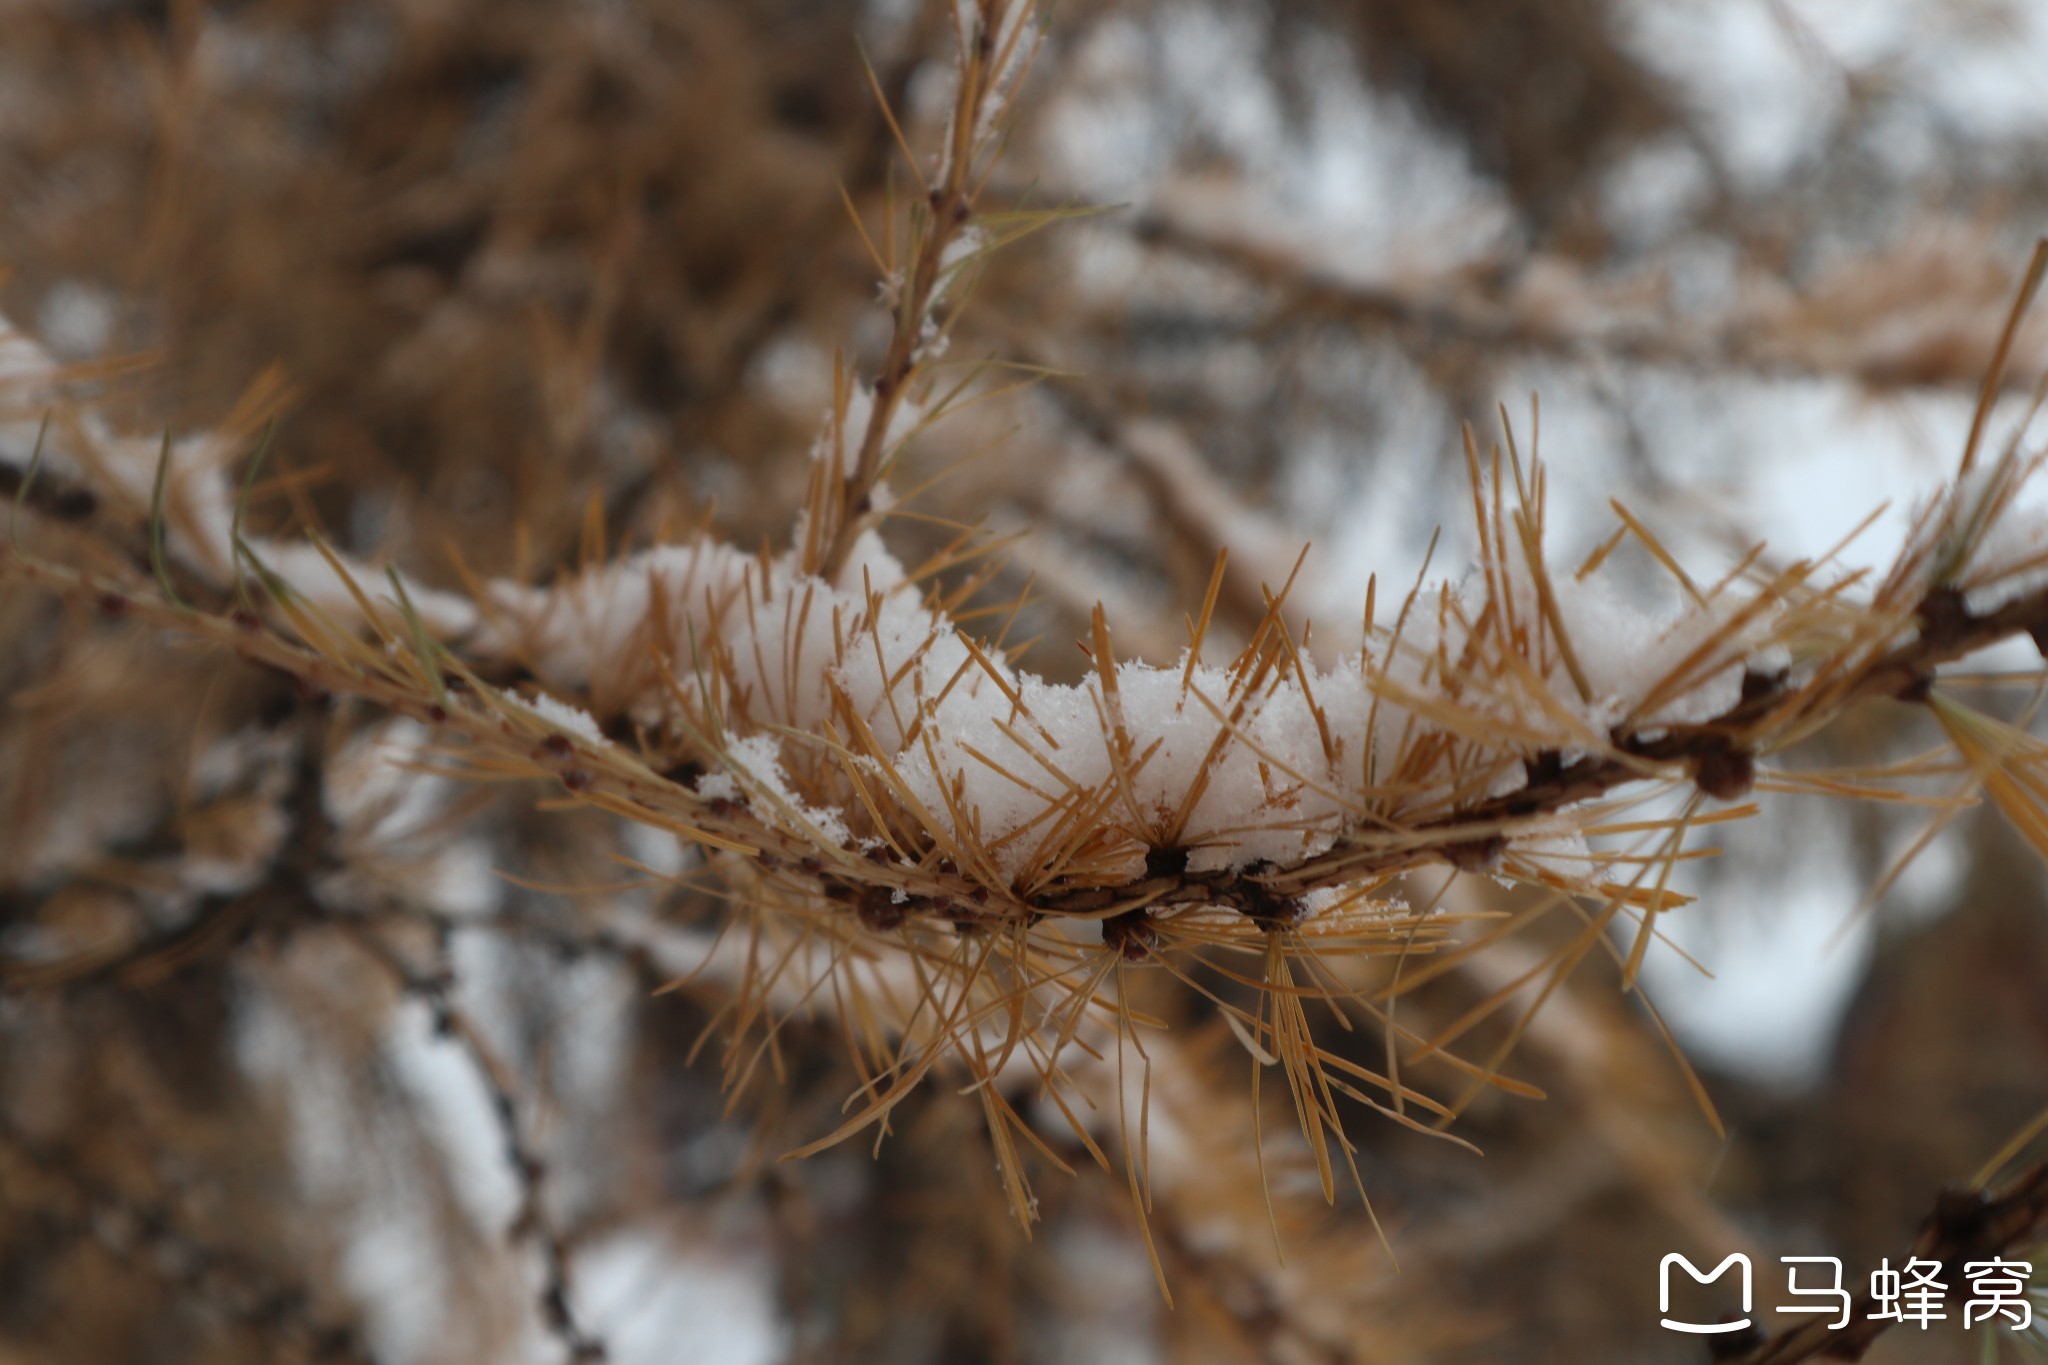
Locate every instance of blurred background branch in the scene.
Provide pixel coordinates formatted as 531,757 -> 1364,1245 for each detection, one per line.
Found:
4,2 -> 2048,1363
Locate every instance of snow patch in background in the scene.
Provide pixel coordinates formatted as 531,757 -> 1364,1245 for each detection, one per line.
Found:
1619,0 -> 2048,185
1620,1 -> 1842,188
1045,5 -> 1506,266
387,994 -> 525,1245
580,1227 -> 788,1365
1641,836 -> 1875,1090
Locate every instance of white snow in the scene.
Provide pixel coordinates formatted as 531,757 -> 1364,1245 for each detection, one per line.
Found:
475,477 -> 1811,892
517,691 -> 606,744
579,1226 -> 788,1365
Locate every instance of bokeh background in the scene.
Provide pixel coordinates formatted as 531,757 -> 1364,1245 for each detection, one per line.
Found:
4,2 -> 2048,1361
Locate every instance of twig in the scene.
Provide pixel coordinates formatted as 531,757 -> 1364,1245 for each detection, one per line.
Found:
1133,213 -> 2046,395
812,0 -> 1034,581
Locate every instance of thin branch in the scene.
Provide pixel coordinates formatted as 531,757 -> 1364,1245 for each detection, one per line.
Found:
812,0 -> 1035,581
1721,1152 -> 2048,1364
334,919 -> 610,1364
